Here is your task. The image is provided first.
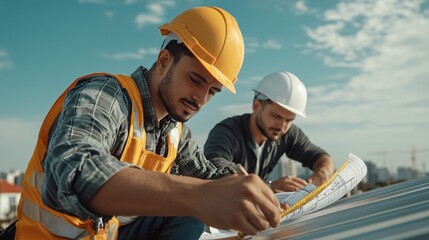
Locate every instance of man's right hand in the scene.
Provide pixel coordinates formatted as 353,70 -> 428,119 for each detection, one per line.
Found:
196,174 -> 282,236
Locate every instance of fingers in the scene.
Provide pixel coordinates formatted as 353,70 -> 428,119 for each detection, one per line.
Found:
288,176 -> 308,186
307,176 -> 318,186
231,212 -> 265,235
280,202 -> 288,211
308,173 -> 329,186
273,176 -> 308,192
231,174 -> 281,234
248,175 -> 281,228
256,196 -> 281,228
231,201 -> 278,236
202,174 -> 281,236
242,204 -> 271,235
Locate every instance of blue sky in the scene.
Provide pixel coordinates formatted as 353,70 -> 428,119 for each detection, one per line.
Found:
1,0 -> 429,174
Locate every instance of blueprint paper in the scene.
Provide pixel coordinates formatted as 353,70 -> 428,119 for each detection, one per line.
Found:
281,184 -> 316,207
280,153 -> 367,222
199,153 -> 367,239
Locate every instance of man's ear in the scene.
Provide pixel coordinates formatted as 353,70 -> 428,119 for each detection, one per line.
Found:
252,99 -> 260,112
157,49 -> 172,75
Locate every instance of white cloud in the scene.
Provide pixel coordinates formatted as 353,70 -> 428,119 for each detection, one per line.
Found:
0,49 -> 13,70
147,2 -> 165,15
305,0 -> 425,67
305,0 -> 429,119
295,0 -> 308,12
301,0 -> 429,169
78,0 -> 108,4
0,62 -> 12,71
245,37 -> 283,53
244,37 -> 259,53
0,50 -> 7,57
294,0 -> 318,15
103,47 -> 159,61
262,39 -> 282,49
135,14 -> 163,28
124,0 -> 138,5
295,0 -> 309,14
105,11 -> 115,19
135,1 -> 176,29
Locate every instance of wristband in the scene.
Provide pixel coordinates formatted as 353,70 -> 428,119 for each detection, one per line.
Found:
266,180 -> 272,189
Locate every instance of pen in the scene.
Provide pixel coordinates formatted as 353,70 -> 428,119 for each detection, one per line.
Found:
234,163 -> 248,176
234,164 -> 249,240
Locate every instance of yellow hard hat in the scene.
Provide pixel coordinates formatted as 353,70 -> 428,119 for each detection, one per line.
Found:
159,6 -> 244,94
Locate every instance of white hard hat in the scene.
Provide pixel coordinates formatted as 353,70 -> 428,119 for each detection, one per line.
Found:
252,71 -> 307,118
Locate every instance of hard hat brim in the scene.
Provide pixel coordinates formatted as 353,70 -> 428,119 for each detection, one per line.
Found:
276,101 -> 307,118
253,88 -> 307,118
196,57 -> 237,94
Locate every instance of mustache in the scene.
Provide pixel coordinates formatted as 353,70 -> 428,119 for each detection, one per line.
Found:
183,98 -> 200,111
270,127 -> 282,132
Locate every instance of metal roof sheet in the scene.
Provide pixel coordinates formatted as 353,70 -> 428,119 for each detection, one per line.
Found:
253,175 -> 429,240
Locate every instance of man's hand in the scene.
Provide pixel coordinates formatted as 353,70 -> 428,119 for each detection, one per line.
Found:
197,174 -> 282,236
308,155 -> 334,187
270,176 -> 308,193
308,171 -> 331,187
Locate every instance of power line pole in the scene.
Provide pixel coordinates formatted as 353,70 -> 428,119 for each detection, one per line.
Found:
411,146 -> 417,179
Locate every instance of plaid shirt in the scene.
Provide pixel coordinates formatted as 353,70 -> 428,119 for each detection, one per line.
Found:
41,66 -> 232,220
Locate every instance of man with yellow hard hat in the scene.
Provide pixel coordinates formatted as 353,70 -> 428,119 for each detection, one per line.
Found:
11,6 -> 281,240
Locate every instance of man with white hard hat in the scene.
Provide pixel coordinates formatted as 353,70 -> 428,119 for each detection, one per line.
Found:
204,71 -> 334,192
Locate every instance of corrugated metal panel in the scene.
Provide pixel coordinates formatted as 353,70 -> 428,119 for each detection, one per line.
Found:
253,176 -> 429,240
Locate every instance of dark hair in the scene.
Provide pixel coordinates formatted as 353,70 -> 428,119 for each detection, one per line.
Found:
150,41 -> 194,70
254,92 -> 273,106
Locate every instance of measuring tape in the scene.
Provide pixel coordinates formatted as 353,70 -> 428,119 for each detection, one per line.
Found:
279,159 -> 349,219
236,159 -> 351,240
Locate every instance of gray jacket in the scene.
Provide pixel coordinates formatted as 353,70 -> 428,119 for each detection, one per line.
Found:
204,114 -> 329,180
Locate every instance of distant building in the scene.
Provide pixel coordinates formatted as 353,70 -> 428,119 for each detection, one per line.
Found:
268,156 -> 299,181
365,161 -> 377,184
377,167 -> 390,183
0,180 -> 22,228
397,167 -> 413,181
297,166 -> 313,180
0,170 -> 24,186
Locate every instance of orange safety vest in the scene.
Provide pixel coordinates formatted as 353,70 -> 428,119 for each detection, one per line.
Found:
15,73 -> 182,240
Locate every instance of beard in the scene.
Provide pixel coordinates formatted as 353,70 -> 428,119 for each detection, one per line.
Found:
159,67 -> 195,122
255,113 -> 282,141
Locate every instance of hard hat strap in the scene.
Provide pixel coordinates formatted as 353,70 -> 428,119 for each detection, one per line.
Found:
255,92 -> 269,101
160,33 -> 183,50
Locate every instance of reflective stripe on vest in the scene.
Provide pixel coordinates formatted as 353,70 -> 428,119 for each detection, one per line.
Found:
116,102 -> 181,226
29,171 -> 45,193
25,171 -> 90,239
169,125 -> 180,147
132,101 -> 142,139
22,197 -> 88,239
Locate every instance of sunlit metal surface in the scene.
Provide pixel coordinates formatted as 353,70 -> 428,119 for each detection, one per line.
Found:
253,176 -> 429,240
